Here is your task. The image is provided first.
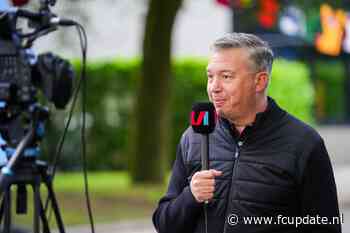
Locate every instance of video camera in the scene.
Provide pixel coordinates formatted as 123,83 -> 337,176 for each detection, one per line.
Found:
0,2 -> 91,233
0,0 -> 74,148
0,0 -> 74,111
0,1 -> 80,232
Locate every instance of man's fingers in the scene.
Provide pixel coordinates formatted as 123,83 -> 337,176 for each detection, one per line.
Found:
192,178 -> 214,187
200,186 -> 215,193
192,185 -> 215,192
193,169 -> 222,179
194,170 -> 215,179
210,169 -> 223,177
190,170 -> 221,203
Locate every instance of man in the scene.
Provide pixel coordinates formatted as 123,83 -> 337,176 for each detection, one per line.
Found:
153,33 -> 341,233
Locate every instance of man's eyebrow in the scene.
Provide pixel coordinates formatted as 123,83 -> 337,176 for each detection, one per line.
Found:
220,70 -> 234,73
206,69 -> 234,73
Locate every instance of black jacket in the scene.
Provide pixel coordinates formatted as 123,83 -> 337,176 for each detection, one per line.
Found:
153,97 -> 341,233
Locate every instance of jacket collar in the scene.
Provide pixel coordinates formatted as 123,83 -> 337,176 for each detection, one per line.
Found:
218,97 -> 286,140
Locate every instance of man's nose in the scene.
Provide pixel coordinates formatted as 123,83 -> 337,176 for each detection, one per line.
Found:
210,77 -> 222,92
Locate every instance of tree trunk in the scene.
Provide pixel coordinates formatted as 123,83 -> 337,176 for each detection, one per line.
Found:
129,0 -> 183,184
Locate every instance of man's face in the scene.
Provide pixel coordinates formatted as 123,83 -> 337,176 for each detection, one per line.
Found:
206,48 -> 261,123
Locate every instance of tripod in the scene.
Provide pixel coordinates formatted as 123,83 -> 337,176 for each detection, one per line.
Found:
0,106 -> 66,233
0,160 -> 65,233
0,161 -> 66,233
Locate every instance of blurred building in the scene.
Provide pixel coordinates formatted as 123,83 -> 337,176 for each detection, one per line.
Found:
33,0 -> 231,59
33,0 -> 350,123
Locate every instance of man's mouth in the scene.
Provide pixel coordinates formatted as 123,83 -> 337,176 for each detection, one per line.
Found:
213,99 -> 225,107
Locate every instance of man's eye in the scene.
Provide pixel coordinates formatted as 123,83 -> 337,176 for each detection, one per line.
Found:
223,75 -> 231,79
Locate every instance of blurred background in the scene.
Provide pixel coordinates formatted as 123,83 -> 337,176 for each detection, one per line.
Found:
10,0 -> 350,232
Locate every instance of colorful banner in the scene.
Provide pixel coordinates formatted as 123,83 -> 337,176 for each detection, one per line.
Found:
315,4 -> 346,56
257,0 -> 279,29
214,1 -> 350,55
216,0 -> 230,7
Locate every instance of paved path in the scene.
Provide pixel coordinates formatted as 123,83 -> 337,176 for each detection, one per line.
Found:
62,219 -> 155,233
318,126 -> 350,167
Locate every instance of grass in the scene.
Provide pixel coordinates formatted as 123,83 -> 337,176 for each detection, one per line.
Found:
8,172 -> 168,229
54,172 -> 167,202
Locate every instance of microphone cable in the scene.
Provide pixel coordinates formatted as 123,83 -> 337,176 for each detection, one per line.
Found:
76,22 -> 96,233
42,20 -> 95,233
204,203 -> 208,233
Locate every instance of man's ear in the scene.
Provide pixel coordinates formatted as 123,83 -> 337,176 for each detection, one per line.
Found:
255,72 -> 269,92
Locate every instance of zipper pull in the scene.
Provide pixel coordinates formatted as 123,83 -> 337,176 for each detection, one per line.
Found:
234,151 -> 239,159
235,141 -> 243,159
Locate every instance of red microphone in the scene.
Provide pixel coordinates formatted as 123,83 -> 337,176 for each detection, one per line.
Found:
11,0 -> 30,6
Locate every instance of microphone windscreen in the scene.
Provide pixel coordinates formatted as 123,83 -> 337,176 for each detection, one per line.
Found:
191,102 -> 217,134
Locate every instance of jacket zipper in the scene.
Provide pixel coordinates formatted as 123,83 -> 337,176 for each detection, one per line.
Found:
223,140 -> 243,233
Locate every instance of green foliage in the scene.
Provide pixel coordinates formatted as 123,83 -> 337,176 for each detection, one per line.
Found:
47,58 -> 314,170
313,60 -> 345,122
43,59 -> 140,171
269,59 -> 314,124
84,59 -> 139,170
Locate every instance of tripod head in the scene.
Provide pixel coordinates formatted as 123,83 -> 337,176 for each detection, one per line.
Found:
0,104 -> 49,190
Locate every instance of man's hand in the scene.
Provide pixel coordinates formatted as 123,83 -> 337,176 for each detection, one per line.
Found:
190,169 -> 222,203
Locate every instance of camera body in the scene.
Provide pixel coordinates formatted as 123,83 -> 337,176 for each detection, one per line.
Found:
0,39 -> 35,109
0,2 -> 74,112
0,0 -> 74,153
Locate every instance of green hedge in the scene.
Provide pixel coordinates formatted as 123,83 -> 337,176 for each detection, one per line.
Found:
269,59 -> 314,123
44,58 -> 314,170
313,61 -> 345,122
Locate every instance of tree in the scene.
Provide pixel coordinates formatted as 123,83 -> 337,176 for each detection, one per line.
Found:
129,0 -> 183,184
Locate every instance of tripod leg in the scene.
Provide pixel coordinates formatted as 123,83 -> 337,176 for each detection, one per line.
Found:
3,187 -> 11,233
45,182 -> 65,233
0,195 -> 5,225
33,183 -> 41,233
37,193 -> 50,233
